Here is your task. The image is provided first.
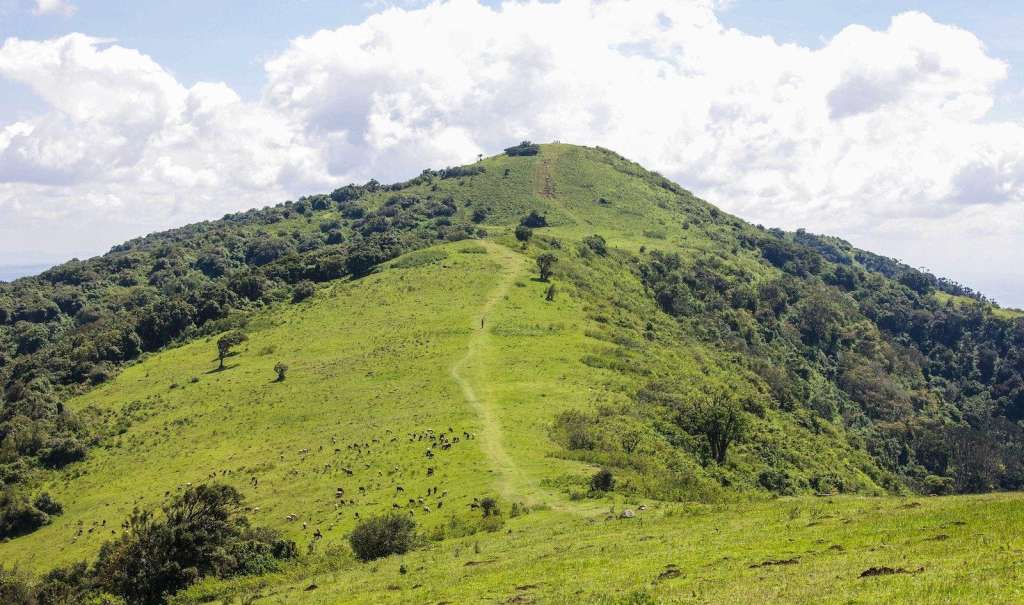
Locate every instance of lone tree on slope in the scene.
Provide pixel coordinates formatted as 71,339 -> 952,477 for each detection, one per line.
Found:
515,224 -> 533,245
274,362 -> 289,382
675,391 -> 748,464
216,331 -> 248,370
537,253 -> 557,282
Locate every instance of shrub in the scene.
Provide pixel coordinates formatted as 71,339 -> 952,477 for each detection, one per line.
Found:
273,362 -> 288,382
514,225 -> 533,244
479,497 -> 500,517
504,141 -> 540,156
346,234 -> 400,276
923,474 -> 954,495
590,468 -> 615,492
39,437 -> 87,469
349,513 -> 417,561
520,211 -> 548,228
0,490 -> 50,539
568,429 -> 595,450
583,234 -> 607,256
291,280 -> 315,303
92,484 -> 294,604
0,566 -> 34,605
536,253 -> 557,281
757,469 -> 793,494
33,492 -> 63,516
244,238 -> 293,267
325,229 -> 344,245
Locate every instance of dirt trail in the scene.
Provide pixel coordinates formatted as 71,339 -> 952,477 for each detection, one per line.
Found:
451,241 -> 588,514
533,147 -> 587,227
449,241 -> 530,501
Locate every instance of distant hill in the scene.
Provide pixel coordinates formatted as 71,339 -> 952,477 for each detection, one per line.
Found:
0,263 -> 52,283
2,143 -> 1024,603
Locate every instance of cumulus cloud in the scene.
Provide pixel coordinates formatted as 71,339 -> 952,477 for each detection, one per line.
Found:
1,0 -> 1023,303
33,0 -> 76,17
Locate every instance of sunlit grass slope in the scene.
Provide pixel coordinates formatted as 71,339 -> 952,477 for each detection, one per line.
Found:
178,493 -> 1024,605
0,240 -> 603,570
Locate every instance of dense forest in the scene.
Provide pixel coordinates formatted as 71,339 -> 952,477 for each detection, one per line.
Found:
637,231 -> 1024,494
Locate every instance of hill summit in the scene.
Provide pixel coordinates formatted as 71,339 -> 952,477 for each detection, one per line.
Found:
1,143 -> 1023,603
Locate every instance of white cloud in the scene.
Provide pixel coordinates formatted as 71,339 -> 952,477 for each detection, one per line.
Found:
33,0 -> 76,17
1,0 -> 1023,303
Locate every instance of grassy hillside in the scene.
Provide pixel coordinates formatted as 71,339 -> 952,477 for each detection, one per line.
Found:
0,239 -> 603,571
3,143 -> 1024,603
178,493 -> 1024,604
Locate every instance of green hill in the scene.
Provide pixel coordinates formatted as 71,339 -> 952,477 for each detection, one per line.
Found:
2,143 -> 1024,603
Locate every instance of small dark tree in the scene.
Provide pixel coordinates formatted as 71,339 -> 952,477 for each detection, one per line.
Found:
349,513 -> 417,561
583,234 -> 607,256
620,430 -> 642,454
274,362 -> 289,382
514,225 -> 533,244
33,492 -> 63,516
325,229 -> 344,245
216,331 -> 248,370
479,496 -> 499,517
520,211 -> 548,228
536,253 -> 557,281
545,283 -> 556,301
590,468 -> 615,492
504,141 -> 540,156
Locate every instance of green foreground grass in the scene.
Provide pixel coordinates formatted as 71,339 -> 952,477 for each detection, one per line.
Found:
179,492 -> 1024,604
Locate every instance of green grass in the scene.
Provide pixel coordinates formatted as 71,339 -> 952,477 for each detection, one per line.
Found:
172,493 -> 1024,604
934,290 -> 1024,320
0,237 -> 612,571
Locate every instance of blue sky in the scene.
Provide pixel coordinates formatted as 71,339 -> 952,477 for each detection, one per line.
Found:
0,0 -> 1022,305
